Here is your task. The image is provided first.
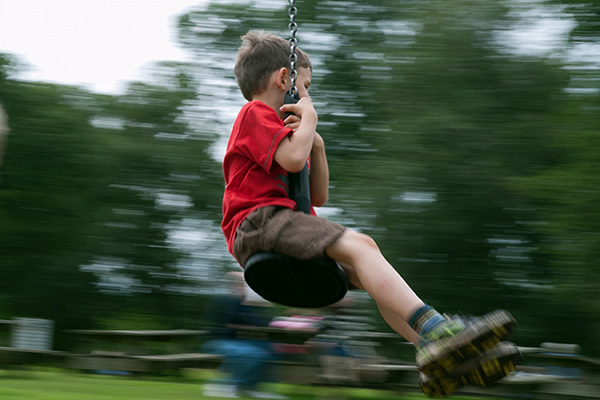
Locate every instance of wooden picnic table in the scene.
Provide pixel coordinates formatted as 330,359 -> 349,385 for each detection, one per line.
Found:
65,329 -> 208,357
462,344 -> 600,399
64,326 -> 317,374
64,329 -> 218,373
65,329 -> 207,341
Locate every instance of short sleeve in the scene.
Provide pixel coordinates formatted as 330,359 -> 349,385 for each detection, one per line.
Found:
237,102 -> 292,173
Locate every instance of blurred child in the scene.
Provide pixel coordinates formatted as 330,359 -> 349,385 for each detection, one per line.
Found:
201,272 -> 284,399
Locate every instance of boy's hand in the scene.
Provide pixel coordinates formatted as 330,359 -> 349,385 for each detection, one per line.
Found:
274,97 -> 319,173
283,114 -> 301,131
279,97 -> 317,123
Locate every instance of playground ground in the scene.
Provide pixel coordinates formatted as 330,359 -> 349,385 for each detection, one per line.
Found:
0,367 -> 511,400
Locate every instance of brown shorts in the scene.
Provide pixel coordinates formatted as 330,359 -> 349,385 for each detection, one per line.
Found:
233,206 -> 347,268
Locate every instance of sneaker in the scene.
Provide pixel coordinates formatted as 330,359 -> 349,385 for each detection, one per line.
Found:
418,341 -> 522,398
416,309 -> 517,377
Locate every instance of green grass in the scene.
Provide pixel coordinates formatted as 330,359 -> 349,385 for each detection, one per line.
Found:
0,368 -> 503,400
1,369 -> 204,400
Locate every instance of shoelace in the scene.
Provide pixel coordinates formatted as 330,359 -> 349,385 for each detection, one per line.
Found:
417,319 -> 466,351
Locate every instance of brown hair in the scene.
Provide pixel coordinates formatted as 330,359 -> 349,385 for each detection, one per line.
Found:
234,31 -> 312,101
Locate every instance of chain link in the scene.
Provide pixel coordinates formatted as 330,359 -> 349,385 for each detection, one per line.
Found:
288,0 -> 298,96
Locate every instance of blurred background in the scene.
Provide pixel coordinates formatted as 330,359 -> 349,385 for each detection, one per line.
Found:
0,0 -> 598,359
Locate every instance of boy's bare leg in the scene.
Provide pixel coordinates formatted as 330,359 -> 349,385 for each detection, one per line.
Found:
378,305 -> 420,345
326,230 -> 425,322
328,231 -> 519,397
338,260 -> 419,344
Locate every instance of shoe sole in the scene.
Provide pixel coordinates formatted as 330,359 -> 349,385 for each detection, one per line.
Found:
420,341 -> 522,398
417,309 -> 517,377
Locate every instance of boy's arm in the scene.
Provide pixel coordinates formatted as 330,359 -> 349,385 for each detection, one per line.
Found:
275,97 -> 317,173
309,132 -> 329,207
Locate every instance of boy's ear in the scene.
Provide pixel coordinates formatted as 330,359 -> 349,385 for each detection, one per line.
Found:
276,67 -> 289,91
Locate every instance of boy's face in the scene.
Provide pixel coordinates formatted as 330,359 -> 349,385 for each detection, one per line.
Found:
294,67 -> 312,99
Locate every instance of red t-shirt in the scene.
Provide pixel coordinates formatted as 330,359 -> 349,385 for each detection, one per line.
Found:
221,101 -> 297,258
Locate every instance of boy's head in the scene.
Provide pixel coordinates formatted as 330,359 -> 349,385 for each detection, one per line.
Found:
234,31 -> 312,101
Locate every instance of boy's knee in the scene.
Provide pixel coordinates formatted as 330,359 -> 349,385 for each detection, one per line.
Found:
327,230 -> 380,263
344,230 -> 379,251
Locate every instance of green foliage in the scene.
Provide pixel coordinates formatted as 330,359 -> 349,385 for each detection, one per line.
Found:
0,0 -> 599,356
177,0 -> 600,354
0,55 -> 223,346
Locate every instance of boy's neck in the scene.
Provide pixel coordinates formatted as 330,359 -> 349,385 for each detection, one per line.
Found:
253,91 -> 285,120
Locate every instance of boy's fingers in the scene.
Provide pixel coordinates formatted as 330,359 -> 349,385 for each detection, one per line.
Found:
279,104 -> 295,113
284,115 -> 300,125
284,116 -> 300,124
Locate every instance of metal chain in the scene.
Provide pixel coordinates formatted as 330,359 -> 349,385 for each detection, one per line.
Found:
288,0 -> 298,96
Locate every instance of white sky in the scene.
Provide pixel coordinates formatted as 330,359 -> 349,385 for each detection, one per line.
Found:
0,0 -> 203,94
0,1 -> 594,96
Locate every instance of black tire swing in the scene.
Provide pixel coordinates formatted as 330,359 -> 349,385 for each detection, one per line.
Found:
243,1 -> 349,308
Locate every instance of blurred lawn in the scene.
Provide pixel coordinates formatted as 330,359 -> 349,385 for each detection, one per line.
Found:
0,368 -> 513,400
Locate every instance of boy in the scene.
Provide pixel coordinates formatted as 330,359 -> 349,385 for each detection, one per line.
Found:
221,31 -> 521,397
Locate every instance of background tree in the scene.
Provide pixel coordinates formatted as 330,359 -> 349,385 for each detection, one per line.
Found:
0,0 -> 598,355
0,56 -> 223,346
177,0 -> 599,354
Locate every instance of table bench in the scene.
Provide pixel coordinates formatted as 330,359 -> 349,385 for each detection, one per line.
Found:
0,346 -> 67,367
64,329 -> 215,373
67,351 -> 223,374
